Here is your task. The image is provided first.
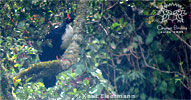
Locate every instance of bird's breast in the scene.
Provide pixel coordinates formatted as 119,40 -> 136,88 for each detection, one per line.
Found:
60,24 -> 73,50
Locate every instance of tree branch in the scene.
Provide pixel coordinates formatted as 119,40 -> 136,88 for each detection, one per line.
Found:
139,43 -> 184,77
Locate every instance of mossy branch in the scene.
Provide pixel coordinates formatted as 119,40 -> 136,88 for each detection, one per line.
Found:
16,60 -> 63,82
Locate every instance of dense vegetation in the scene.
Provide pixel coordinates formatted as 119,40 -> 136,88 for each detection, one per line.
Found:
0,0 -> 190,99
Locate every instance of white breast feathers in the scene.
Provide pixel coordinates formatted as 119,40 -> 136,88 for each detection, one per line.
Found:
60,24 -> 74,50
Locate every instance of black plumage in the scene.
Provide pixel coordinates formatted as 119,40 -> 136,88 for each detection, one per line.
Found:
39,14 -> 74,88
40,17 -> 74,61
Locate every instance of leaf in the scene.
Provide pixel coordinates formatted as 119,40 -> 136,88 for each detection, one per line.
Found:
7,36 -> 12,41
166,33 -> 178,41
73,88 -> 77,93
184,33 -> 191,40
14,64 -> 21,68
48,10 -> 53,13
123,22 -> 128,27
100,40 -> 106,44
151,10 -> 156,15
157,54 -> 165,64
168,84 -> 175,94
120,1 -> 125,4
151,41 -> 159,51
175,78 -> 181,84
116,27 -> 121,32
83,79 -> 89,85
47,42 -> 53,48
38,82 -> 44,87
89,84 -> 103,95
132,42 -> 138,49
17,21 -> 25,30
119,18 -> 123,25
135,88 -> 139,93
111,22 -> 120,29
179,61 -> 183,66
68,92 -> 74,95
110,42 -> 116,49
146,33 -> 154,45
144,11 -> 149,15
102,61 -> 107,64
127,24 -> 133,33
134,35 -> 143,43
140,93 -> 146,100
161,81 -> 167,88
0,39 -> 4,44
75,64 -> 85,75
159,81 -> 167,94
10,54 -> 17,62
148,97 -> 154,100
71,73 -> 75,78
25,77 -> 32,85
95,63 -> 99,67
123,48 -> 129,53
18,7 -> 22,11
92,39 -> 99,44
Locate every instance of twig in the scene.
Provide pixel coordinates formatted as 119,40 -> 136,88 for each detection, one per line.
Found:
99,23 -> 108,35
172,32 -> 191,50
129,49 -> 140,59
88,1 -> 118,19
139,43 -> 184,77
180,80 -> 190,92
107,2 -> 118,10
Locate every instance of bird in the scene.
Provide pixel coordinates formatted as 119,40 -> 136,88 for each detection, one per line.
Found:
39,13 -> 74,88
40,14 -> 74,62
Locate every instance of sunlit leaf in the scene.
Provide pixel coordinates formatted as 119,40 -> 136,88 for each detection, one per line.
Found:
38,82 -> 44,87
83,79 -> 89,85
73,88 -> 77,93
92,39 -> 99,44
110,42 -> 116,49
71,73 -> 75,78
111,22 -> 120,29
68,92 -> 74,95
14,64 -> 21,68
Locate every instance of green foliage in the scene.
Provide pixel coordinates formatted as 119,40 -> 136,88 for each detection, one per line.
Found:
84,1 -> 190,99
146,29 -> 158,45
158,81 -> 167,94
